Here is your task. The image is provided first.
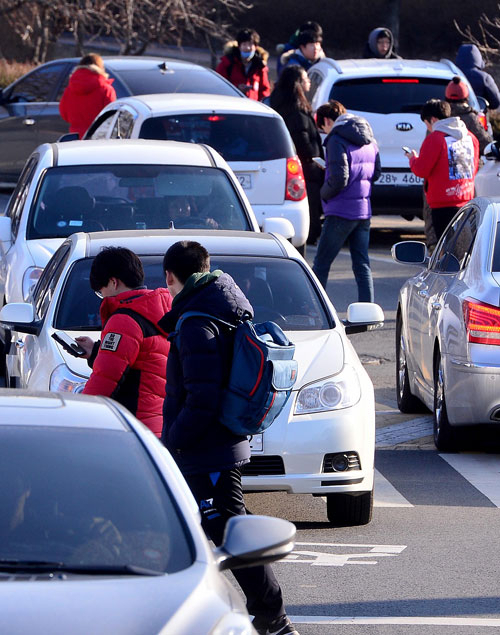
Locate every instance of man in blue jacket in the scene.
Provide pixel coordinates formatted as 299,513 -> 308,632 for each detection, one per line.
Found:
312,101 -> 381,301
158,240 -> 299,635
455,44 -> 500,110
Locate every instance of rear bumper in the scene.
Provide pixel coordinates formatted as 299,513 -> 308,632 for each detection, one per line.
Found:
371,183 -> 423,216
446,357 -> 500,424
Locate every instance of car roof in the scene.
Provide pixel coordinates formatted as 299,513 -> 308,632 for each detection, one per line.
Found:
112,93 -> 277,116
47,55 -> 210,72
45,139 -> 218,167
0,390 -> 130,431
76,230 -> 289,259
316,57 -> 461,80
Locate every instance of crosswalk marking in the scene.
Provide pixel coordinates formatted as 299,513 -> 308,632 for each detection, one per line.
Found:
289,615 -> 500,627
374,469 -> 413,507
440,453 -> 500,507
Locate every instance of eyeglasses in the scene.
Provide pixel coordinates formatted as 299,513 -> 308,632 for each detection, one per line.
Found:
95,290 -> 104,299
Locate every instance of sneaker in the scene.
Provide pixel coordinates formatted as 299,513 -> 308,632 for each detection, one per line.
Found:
252,614 -> 300,635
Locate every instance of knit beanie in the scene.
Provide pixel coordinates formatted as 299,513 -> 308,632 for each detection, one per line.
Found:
445,76 -> 469,101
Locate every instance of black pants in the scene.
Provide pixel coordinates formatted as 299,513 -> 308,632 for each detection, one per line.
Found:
431,206 -> 460,243
185,468 -> 285,621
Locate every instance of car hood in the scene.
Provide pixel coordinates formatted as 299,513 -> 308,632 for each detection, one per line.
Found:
289,330 -> 345,386
0,562 -> 239,634
27,238 -> 66,269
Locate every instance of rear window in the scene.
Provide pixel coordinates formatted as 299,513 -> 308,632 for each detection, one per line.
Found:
116,68 -> 241,97
140,114 -> 295,162
55,256 -> 331,331
27,164 -> 250,239
0,425 -> 193,573
329,77 -> 451,114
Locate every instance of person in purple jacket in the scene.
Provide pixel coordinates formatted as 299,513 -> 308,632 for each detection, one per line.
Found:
312,101 -> 381,301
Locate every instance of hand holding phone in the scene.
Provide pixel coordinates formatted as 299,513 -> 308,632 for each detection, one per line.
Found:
402,146 -> 412,154
312,157 -> 326,169
52,331 -> 87,357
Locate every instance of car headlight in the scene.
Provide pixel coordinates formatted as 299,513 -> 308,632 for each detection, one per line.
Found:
211,611 -> 254,635
49,363 -> 87,393
22,266 -> 43,301
294,363 -> 361,414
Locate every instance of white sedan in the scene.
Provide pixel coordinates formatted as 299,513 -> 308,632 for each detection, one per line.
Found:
83,93 -> 310,247
0,229 -> 384,527
0,389 -> 295,634
392,196 -> 500,450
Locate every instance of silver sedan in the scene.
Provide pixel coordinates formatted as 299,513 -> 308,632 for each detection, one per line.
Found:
392,196 -> 500,451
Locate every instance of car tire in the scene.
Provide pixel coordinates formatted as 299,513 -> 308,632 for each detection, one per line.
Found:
326,490 -> 373,527
396,315 -> 427,413
433,353 -> 457,452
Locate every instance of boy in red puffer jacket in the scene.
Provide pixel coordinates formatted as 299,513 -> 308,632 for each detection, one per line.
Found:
59,53 -> 116,139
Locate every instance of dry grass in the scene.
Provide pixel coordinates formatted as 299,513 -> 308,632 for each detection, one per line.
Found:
0,59 -> 36,88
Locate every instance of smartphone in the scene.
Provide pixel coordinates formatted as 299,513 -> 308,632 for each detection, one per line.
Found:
52,331 -> 87,357
402,146 -> 412,154
312,157 -> 326,169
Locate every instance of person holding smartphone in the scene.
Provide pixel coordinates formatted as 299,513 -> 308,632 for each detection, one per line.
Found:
75,247 -> 172,438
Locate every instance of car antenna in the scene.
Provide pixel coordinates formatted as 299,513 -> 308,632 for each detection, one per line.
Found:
158,61 -> 172,74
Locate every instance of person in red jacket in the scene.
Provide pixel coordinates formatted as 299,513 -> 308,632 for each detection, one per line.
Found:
405,99 -> 479,242
59,53 -> 116,139
216,28 -> 270,101
76,247 -> 172,437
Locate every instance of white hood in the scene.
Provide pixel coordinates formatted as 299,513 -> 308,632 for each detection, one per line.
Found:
289,330 -> 345,386
433,116 -> 468,140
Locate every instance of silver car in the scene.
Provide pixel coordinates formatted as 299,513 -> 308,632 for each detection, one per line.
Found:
0,390 -> 295,634
392,197 -> 500,450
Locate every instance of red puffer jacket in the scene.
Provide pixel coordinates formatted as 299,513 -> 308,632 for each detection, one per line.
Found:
59,65 -> 116,138
83,288 -> 172,437
216,43 -> 270,101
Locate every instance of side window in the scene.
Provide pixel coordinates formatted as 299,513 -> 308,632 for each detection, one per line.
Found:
8,63 -> 67,103
111,109 -> 136,139
430,208 -> 471,273
447,209 -> 478,271
87,111 -> 118,140
7,156 -> 39,238
33,245 -> 71,320
306,71 -> 324,104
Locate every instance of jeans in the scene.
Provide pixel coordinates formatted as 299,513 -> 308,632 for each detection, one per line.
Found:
313,215 -> 374,302
185,468 -> 285,622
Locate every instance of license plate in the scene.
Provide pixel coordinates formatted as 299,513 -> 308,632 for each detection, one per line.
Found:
249,433 -> 263,452
377,172 -> 423,186
236,173 -> 252,189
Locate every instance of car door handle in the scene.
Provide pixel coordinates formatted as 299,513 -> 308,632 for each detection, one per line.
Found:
417,289 -> 429,297
23,118 -> 35,126
15,339 -> 24,349
431,302 -> 442,311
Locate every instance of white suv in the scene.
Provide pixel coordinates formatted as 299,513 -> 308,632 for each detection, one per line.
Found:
84,93 -> 310,247
307,58 -> 483,219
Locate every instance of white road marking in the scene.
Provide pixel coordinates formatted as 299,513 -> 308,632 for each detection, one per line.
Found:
440,453 -> 500,507
374,469 -> 413,507
376,416 -> 433,446
282,542 -> 406,567
289,615 -> 500,627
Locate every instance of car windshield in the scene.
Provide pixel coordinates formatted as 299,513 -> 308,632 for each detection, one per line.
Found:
140,114 -> 295,162
0,425 -> 193,573
329,77 -> 453,114
27,165 -> 249,239
116,68 -> 241,96
55,256 -> 331,331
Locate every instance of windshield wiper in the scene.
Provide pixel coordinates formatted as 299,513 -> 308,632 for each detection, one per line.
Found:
0,560 -> 163,576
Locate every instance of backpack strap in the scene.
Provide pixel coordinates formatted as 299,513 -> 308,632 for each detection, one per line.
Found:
174,311 -> 235,333
113,307 -> 162,338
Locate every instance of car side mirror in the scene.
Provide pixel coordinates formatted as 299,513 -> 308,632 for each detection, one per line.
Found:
477,95 -> 489,112
343,302 -> 384,334
483,141 -> 500,162
58,132 -> 79,142
215,515 -> 295,571
391,240 -> 428,265
262,217 -> 295,240
0,302 -> 41,335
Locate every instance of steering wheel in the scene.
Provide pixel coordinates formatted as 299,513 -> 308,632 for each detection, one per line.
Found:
172,217 -> 208,229
85,220 -> 106,232
252,305 -> 287,324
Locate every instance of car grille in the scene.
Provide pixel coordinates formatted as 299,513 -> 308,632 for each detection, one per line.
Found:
322,452 -> 361,472
241,456 -> 285,475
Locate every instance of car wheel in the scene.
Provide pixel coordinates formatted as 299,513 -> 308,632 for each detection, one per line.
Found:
326,490 -> 373,527
433,353 -> 457,452
396,315 -> 427,413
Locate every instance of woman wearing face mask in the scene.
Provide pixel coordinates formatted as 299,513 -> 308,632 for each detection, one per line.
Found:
216,28 -> 271,101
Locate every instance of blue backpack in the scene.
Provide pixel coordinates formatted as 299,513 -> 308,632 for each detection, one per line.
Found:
174,312 -> 298,436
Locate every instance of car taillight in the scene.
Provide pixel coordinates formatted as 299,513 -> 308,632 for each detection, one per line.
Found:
463,299 -> 500,345
285,156 -> 307,201
478,111 -> 488,131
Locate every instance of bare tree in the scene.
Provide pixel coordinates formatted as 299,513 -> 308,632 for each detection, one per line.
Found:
455,5 -> 500,64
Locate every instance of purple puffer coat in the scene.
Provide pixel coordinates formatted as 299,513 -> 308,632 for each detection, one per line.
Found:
321,114 -> 381,220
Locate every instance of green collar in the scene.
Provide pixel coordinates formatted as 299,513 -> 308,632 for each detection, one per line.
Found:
172,270 -> 223,308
